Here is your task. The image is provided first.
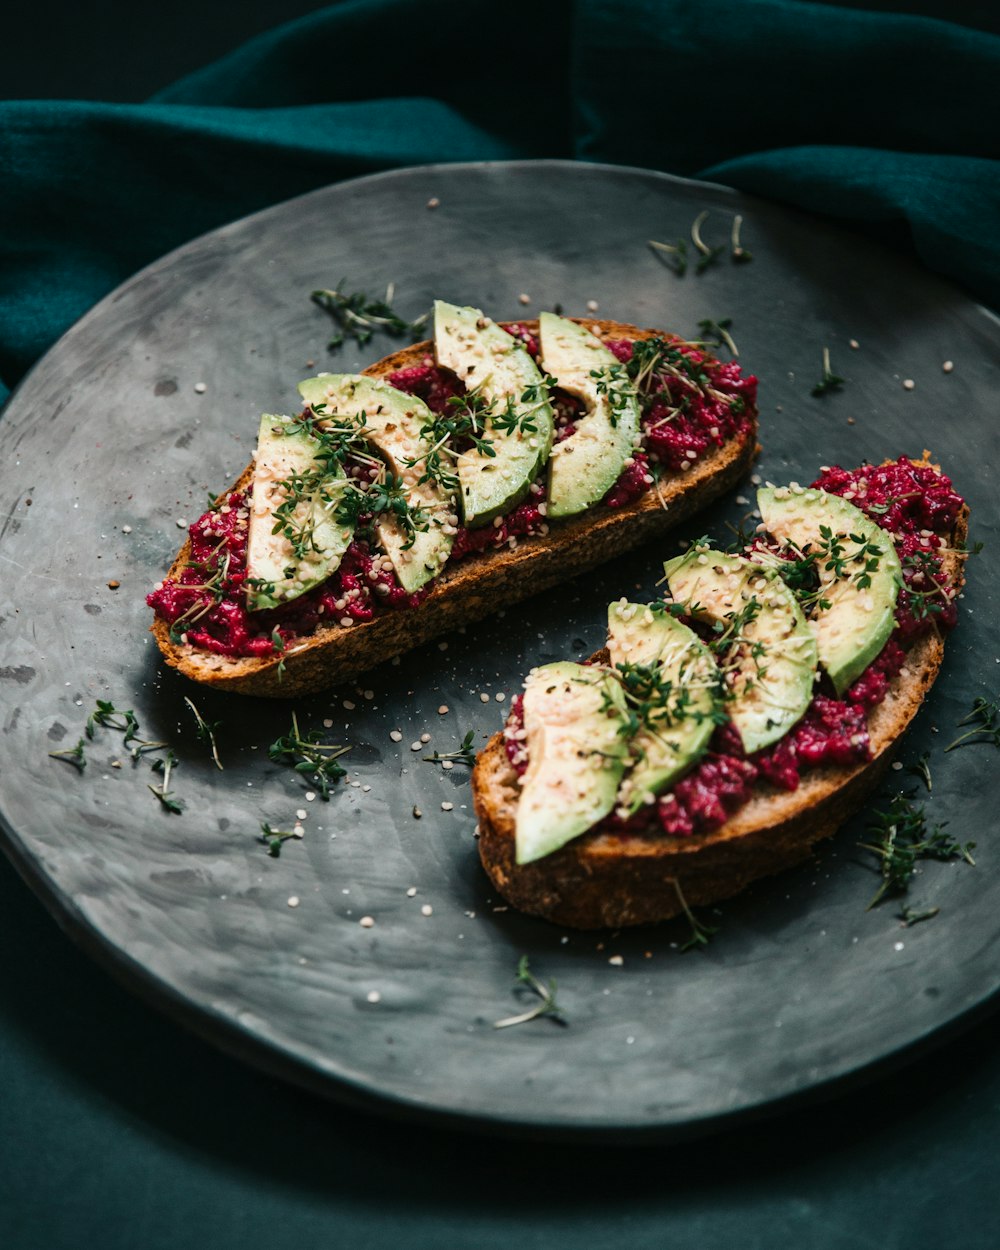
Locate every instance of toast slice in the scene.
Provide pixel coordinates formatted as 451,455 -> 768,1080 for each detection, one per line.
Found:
473,473 -> 969,929
149,319 -> 758,697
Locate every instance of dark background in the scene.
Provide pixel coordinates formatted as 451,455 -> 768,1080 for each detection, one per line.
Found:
2,3 -> 1000,1248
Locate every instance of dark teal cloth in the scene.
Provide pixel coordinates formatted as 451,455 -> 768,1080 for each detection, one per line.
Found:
2,0 -> 999,406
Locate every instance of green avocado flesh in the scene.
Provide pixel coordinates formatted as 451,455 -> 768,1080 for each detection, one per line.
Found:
663,548 -> 818,754
606,601 -> 721,814
297,374 -> 455,593
433,301 -> 554,528
245,414 -> 354,611
515,661 -> 628,865
538,313 -> 640,519
757,485 -> 902,696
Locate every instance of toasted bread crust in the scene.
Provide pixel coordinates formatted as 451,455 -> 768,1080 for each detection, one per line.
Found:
150,320 -> 758,697
473,502 -> 969,928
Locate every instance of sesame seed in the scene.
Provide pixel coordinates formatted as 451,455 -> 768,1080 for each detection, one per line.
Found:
410,741 -> 421,751
296,809 -> 307,820
359,916 -> 375,928
305,791 -> 316,802
518,293 -> 531,305
366,990 -> 381,1003
495,692 -> 506,702
943,360 -> 954,373
609,955 -> 624,967
426,197 -> 440,209
323,718 -> 333,728
442,760 -> 453,770
421,904 -> 433,916
175,518 -> 188,528
902,378 -> 915,390
363,689 -> 374,700
287,896 -> 300,908
194,382 -> 207,394
390,729 -> 403,742
420,732 -> 431,743
340,616 -> 353,628
586,299 -> 599,312
343,699 -> 356,710
849,339 -> 859,350
479,692 -> 490,703
441,801 -> 454,811
437,704 -> 449,715
438,641 -> 448,651
121,524 -> 132,534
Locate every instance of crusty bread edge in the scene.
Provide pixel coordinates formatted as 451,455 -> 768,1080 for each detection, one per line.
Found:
472,502 -> 970,929
150,320 -> 759,697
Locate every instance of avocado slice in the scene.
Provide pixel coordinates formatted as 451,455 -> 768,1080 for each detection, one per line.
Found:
515,661 -> 628,864
663,548 -> 818,754
607,601 -> 722,813
297,374 -> 455,593
433,301 -> 554,528
757,485 -> 903,696
245,414 -> 354,611
538,313 -> 640,519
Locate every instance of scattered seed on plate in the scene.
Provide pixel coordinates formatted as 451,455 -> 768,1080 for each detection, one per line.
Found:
849,339 -> 860,349
410,741 -> 421,751
287,896 -> 300,908
412,806 -> 422,819
438,641 -> 448,651
323,718 -> 333,728
479,693 -> 490,703
441,801 -> 454,811
495,692 -> 506,702
296,809 -> 307,820
194,382 -> 207,394
420,732 -> 431,743
943,360 -> 954,373
421,904 -> 433,916
343,699 -> 356,710
366,990 -> 381,1003
437,705 -> 449,715
609,955 -> 624,967
121,524 -> 132,534
407,887 -> 418,897
175,518 -> 188,528
902,378 -> 915,391
427,197 -> 440,209
586,299 -> 599,312
390,729 -> 403,742
359,916 -> 375,928
518,293 -> 531,306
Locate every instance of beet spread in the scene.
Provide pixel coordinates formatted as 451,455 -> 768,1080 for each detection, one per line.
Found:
503,458 -> 965,842
149,327 -> 757,659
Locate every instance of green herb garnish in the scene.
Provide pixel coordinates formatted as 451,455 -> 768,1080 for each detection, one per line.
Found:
907,752 -> 932,793
423,730 -> 477,767
148,751 -> 184,815
184,697 -> 222,771
648,237 -> 688,276
49,738 -> 87,773
697,317 -> 739,357
691,210 -> 724,273
898,904 -> 940,927
811,347 -> 845,397
858,794 -> 975,909
311,282 -> 429,350
494,956 -> 567,1029
670,878 -> 719,950
268,711 -> 350,800
945,697 -> 1000,753
730,213 -> 752,263
259,822 -> 300,857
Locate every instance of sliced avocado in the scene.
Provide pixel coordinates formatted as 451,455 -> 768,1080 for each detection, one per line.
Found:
607,601 -> 722,813
757,485 -> 903,696
297,374 -> 455,593
433,301 -> 554,528
663,548 -> 818,754
538,313 -> 640,519
516,661 -> 628,865
245,414 -> 354,611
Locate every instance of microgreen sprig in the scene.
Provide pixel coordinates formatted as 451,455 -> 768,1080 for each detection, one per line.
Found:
423,730 -> 477,767
268,711 -> 350,800
258,822 -> 301,858
148,751 -> 184,815
49,738 -> 87,773
811,347 -> 845,397
697,317 -> 739,357
648,237 -> 688,276
494,957 -> 567,1029
670,878 -> 719,951
311,282 -> 429,350
691,210 -> 724,273
857,794 -> 975,910
945,697 -> 1000,753
184,697 -> 222,770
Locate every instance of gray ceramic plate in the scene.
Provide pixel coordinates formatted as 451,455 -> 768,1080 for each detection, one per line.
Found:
1,161 -> 998,1141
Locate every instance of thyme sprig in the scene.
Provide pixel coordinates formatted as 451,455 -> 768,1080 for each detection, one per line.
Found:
811,347 -> 845,397
49,738 -> 86,772
184,697 -> 222,770
858,794 -> 975,909
268,711 -> 350,800
494,956 -> 567,1029
423,730 -> 477,767
907,752 -> 933,793
311,281 -> 430,350
945,697 -> 1000,753
148,752 -> 184,815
